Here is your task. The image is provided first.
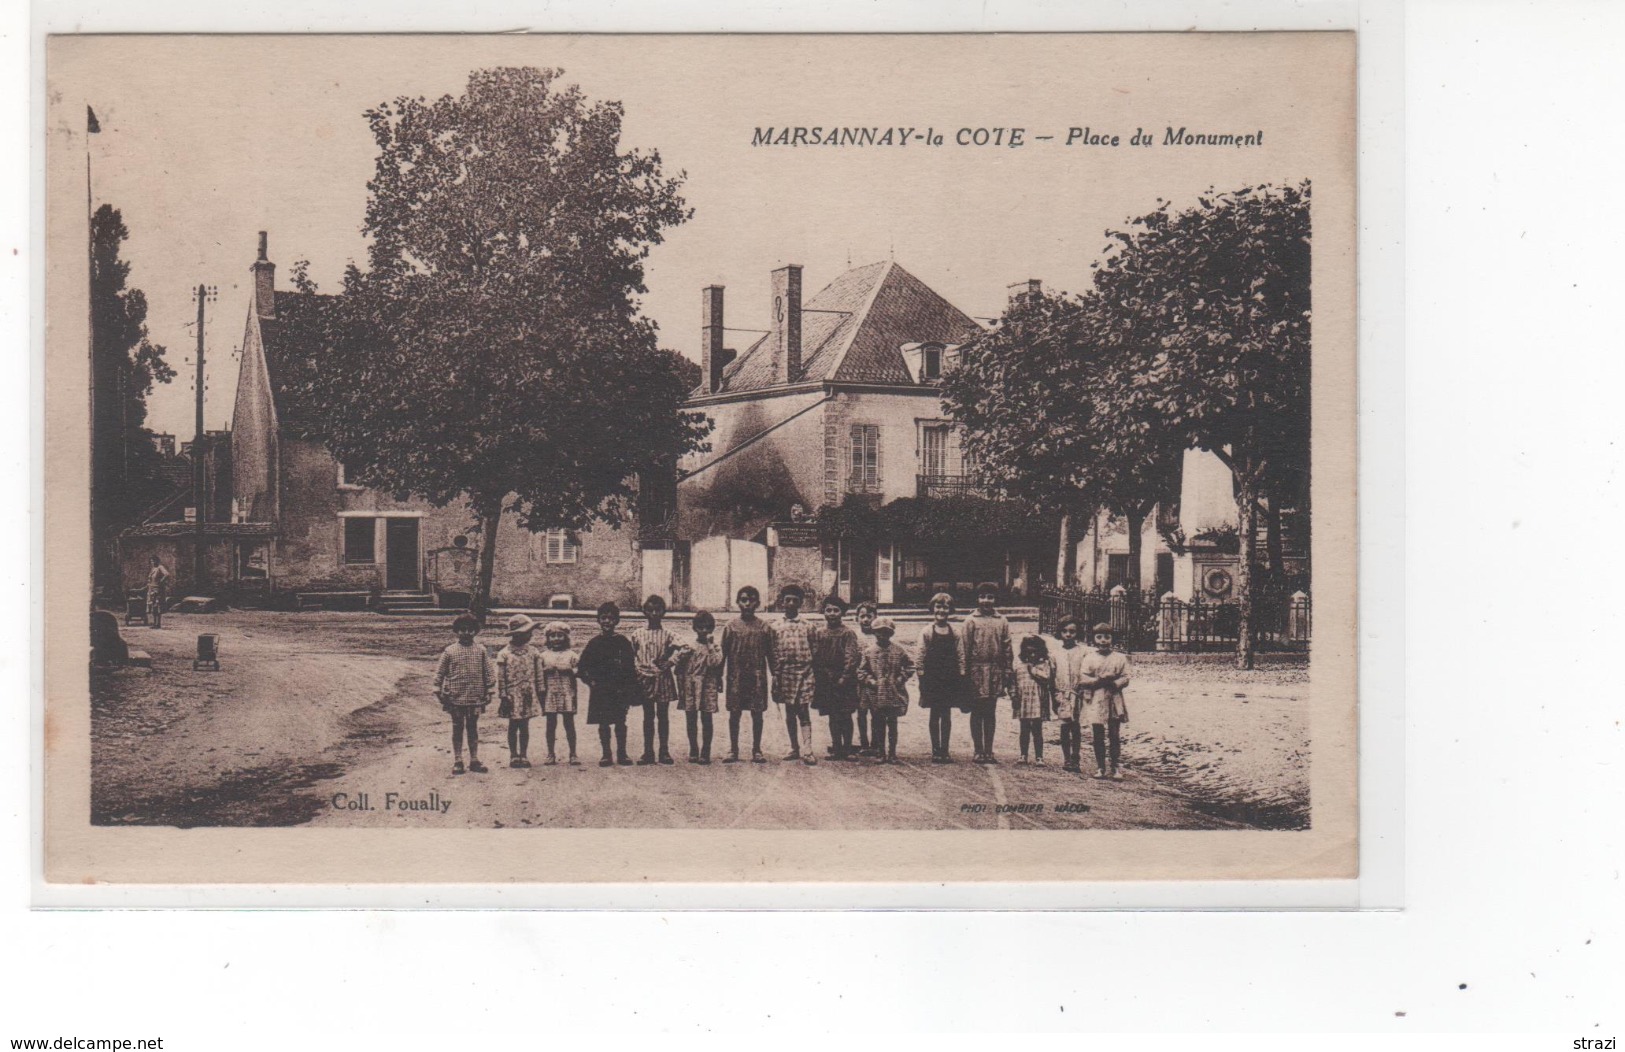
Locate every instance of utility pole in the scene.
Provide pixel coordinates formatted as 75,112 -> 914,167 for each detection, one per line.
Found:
192,283 -> 216,590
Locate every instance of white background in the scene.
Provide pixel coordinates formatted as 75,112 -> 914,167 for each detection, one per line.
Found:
6,0 -> 1622,1042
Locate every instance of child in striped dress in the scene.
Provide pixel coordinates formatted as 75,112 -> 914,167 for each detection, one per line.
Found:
539,621 -> 580,765
496,614 -> 543,768
859,617 -> 914,764
434,613 -> 496,776
630,594 -> 679,765
675,611 -> 723,764
1011,635 -> 1055,766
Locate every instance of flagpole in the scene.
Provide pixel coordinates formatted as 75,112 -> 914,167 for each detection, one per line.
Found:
87,108 -> 97,603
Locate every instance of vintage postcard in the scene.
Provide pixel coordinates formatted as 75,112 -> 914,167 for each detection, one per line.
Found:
43,32 -> 1356,884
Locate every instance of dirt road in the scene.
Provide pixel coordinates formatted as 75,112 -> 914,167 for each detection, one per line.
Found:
92,611 -> 1307,831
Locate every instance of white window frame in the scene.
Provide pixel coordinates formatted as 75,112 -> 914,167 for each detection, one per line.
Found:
336,461 -> 365,491
545,528 -> 580,565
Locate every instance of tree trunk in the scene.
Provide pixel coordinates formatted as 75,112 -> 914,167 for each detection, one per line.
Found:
1235,473 -> 1259,670
471,493 -> 503,621
1124,504 -> 1148,592
1056,513 -> 1072,588
1264,488 -> 1284,577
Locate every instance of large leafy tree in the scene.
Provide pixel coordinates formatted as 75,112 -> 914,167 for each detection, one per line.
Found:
91,204 -> 174,588
941,287 -> 1182,590
301,67 -> 708,615
1085,182 -> 1311,668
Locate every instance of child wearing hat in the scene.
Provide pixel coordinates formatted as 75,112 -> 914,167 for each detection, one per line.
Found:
811,593 -> 862,761
859,617 -> 913,764
579,602 -> 637,767
768,583 -> 819,765
433,613 -> 496,775
916,592 -> 967,763
721,585 -> 771,763
539,621 -> 580,765
962,582 -> 1013,764
630,594 -> 679,765
675,611 -> 723,764
1078,622 -> 1133,780
496,614 -> 543,768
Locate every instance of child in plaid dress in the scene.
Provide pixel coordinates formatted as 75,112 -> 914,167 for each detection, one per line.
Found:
496,614 -> 543,768
768,583 -> 819,765
1011,634 -> 1055,766
539,621 -> 580,765
675,611 -> 723,764
859,617 -> 914,764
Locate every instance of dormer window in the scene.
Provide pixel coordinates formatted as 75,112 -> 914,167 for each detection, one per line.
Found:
922,344 -> 944,381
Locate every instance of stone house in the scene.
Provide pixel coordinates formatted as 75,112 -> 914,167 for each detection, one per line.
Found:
671,260 -> 1056,611
224,233 -> 643,610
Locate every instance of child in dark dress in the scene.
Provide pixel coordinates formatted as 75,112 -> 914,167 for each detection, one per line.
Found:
916,592 -> 967,764
579,601 -> 637,767
811,594 -> 862,761
720,586 -> 771,763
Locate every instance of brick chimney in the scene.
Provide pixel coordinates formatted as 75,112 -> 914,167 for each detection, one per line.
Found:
771,264 -> 803,384
701,285 -> 735,394
252,231 -> 276,320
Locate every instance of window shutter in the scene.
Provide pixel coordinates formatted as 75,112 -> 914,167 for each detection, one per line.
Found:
873,425 -> 883,488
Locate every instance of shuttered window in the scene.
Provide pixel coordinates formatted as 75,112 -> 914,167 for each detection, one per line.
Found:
850,425 -> 880,492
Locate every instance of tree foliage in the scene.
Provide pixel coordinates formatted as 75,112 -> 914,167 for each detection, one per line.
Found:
91,204 -> 175,582
943,182 -> 1311,666
297,67 -> 709,613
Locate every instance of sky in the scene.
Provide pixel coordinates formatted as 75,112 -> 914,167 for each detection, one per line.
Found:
49,33 -> 1352,438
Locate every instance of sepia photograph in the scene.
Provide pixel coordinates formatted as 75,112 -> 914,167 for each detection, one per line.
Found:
44,32 -> 1356,882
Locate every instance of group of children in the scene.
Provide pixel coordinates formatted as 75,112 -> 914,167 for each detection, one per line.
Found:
431,582 -> 1133,779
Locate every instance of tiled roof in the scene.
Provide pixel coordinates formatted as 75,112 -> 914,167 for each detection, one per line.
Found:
701,261 -> 981,397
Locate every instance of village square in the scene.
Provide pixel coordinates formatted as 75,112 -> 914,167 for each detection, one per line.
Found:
83,60 -> 1314,833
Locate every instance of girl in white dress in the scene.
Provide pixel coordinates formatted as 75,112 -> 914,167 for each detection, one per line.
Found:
539,621 -> 581,765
